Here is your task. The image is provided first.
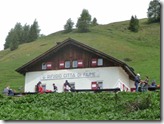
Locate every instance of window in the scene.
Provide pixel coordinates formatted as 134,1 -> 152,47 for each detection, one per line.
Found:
98,58 -> 103,66
72,60 -> 78,68
91,81 -> 103,90
65,61 -> 71,68
98,82 -> 103,89
42,62 -> 52,70
42,63 -> 47,70
69,82 -> 75,90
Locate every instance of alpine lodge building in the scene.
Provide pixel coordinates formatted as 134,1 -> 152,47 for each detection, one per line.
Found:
16,38 -> 136,92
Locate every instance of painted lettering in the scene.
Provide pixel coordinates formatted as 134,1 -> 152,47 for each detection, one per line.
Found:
41,70 -> 99,80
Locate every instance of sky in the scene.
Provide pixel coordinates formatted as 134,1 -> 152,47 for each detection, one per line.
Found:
0,0 -> 155,51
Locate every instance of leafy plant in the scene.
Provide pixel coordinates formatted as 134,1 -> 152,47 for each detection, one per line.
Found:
0,92 -> 160,120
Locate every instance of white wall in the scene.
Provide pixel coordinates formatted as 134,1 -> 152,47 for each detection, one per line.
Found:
24,67 -> 134,92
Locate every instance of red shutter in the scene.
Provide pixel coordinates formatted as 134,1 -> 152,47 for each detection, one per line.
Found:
46,62 -> 52,69
91,58 -> 97,67
91,82 -> 98,90
78,60 -> 84,68
130,88 -> 136,92
59,61 -> 65,69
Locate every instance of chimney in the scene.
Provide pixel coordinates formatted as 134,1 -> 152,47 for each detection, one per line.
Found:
56,42 -> 61,45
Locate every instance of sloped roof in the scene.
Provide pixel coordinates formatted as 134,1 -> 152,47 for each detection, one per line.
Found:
16,38 -> 136,80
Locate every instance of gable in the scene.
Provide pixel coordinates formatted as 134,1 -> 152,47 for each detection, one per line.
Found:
15,38 -> 136,80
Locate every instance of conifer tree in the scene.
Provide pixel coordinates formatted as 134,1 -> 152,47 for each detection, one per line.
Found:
76,9 -> 91,32
9,29 -> 19,51
147,0 -> 160,23
29,19 -> 40,42
21,24 -> 30,43
14,23 -> 23,44
91,17 -> 98,26
4,19 -> 41,50
128,15 -> 139,32
64,18 -> 74,33
4,23 -> 22,50
4,29 -> 13,49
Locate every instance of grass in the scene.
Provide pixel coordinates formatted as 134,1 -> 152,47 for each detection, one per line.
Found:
0,18 -> 160,92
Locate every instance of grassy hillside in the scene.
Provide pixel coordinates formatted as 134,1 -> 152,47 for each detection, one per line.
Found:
0,18 -> 160,92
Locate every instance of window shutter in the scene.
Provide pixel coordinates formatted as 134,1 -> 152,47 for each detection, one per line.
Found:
77,59 -> 84,68
59,61 -> 65,69
46,62 -> 52,69
91,58 -> 97,67
91,82 -> 98,90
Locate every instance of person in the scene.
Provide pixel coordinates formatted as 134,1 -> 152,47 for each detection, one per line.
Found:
3,86 -> 15,96
143,81 -> 149,92
3,86 -> 10,95
53,83 -> 58,92
37,81 -> 44,93
8,89 -> 14,96
97,83 -> 100,90
134,73 -> 141,92
144,76 -> 149,84
150,80 -> 157,87
140,81 -> 145,92
36,81 -> 41,92
140,76 -> 149,92
63,80 -> 71,92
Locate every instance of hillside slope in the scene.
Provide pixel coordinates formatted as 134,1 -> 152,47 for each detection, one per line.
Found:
0,19 -> 160,92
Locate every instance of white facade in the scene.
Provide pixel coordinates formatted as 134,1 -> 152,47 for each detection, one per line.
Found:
24,67 -> 134,92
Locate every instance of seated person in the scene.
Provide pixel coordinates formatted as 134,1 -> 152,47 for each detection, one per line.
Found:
150,80 -> 157,87
8,89 -> 14,96
63,80 -> 71,92
37,81 -> 44,93
53,83 -> 58,92
140,81 -> 145,92
143,81 -> 149,92
3,86 -> 10,95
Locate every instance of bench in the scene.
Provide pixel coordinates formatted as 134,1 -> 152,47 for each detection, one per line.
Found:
71,88 -> 121,93
138,86 -> 160,92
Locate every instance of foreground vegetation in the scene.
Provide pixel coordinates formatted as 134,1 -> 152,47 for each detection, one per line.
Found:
0,91 -> 160,120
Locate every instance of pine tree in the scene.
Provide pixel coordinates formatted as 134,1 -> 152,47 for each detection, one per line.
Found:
4,20 -> 41,50
147,0 -> 160,23
4,29 -> 13,49
91,17 -> 98,26
14,23 -> 23,44
4,23 -> 22,50
64,18 -> 74,33
128,15 -> 139,32
9,29 -> 19,51
76,9 -> 91,32
22,24 -> 30,43
10,38 -> 19,51
29,19 -> 40,42
4,23 -> 23,50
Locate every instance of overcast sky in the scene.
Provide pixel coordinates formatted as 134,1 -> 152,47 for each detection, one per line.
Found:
0,0 -> 154,51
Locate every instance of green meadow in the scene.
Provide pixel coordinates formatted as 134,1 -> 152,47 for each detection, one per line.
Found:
0,18 -> 160,92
